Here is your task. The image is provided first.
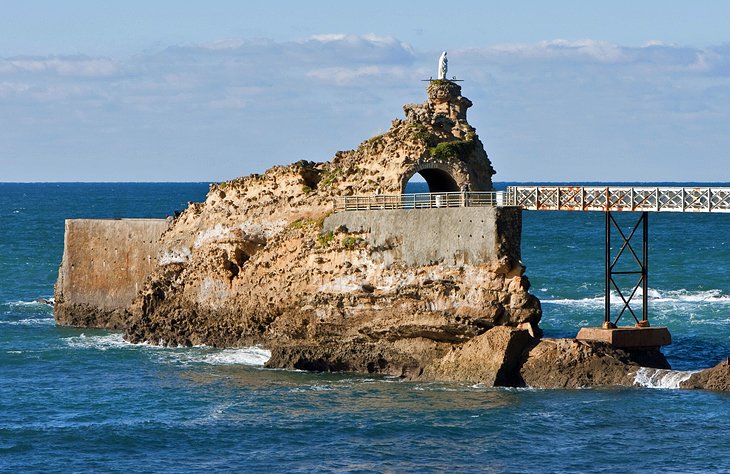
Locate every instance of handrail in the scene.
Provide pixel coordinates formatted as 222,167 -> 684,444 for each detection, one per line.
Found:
333,191 -> 504,212
333,186 -> 730,213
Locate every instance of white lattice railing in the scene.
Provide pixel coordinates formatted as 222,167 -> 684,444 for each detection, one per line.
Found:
333,187 -> 730,213
505,186 -> 730,213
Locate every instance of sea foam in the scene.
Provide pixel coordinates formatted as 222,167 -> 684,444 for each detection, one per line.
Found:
542,288 -> 730,307
196,347 -> 271,366
63,333 -> 271,366
0,317 -> 54,326
633,367 -> 696,389
155,347 -> 271,367
64,332 -> 131,350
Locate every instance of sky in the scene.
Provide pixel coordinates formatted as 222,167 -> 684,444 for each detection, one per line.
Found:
2,1 -> 730,182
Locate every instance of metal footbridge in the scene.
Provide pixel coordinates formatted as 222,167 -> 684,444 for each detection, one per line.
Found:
334,185 -> 730,334
508,185 -> 730,213
334,186 -> 730,213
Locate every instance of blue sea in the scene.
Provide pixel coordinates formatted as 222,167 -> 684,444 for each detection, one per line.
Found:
1,182 -> 729,473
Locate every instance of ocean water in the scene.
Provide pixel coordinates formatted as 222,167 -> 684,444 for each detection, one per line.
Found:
1,182 -> 729,473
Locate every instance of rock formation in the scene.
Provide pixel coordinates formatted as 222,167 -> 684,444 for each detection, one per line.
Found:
57,79 -> 712,390
519,338 -> 669,388
118,80 -> 544,378
681,358 -> 730,392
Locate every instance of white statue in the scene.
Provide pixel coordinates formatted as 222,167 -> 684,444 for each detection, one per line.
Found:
437,51 -> 448,80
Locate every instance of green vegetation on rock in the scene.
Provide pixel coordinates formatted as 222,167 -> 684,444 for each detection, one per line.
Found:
320,168 -> 341,188
290,217 -> 324,230
408,123 -> 439,147
428,140 -> 475,160
318,230 -> 335,247
342,236 -> 364,250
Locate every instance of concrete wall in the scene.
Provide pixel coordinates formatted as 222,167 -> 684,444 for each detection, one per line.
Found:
54,218 -> 168,328
323,207 -> 522,267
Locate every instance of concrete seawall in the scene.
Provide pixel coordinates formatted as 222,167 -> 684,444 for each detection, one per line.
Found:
54,218 -> 168,329
323,207 -> 522,267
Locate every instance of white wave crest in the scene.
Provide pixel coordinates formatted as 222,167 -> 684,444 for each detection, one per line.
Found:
64,333 -> 271,366
64,332 -> 131,350
542,296 -> 603,306
197,347 -> 271,366
633,367 -> 696,389
543,288 -> 730,307
158,347 -> 270,367
5,298 -> 54,307
0,317 -> 54,326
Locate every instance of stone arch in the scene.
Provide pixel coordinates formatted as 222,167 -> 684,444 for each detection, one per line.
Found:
401,162 -> 464,193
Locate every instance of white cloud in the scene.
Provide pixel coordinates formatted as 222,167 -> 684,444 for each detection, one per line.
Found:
0,81 -> 30,96
2,36 -> 730,181
306,65 -> 410,85
483,39 -> 626,63
1,56 -> 118,77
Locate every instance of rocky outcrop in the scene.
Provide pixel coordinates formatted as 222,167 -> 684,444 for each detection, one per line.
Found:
519,338 -> 670,389
116,80 -> 544,377
55,79 -> 685,389
681,358 -> 730,392
423,326 -> 533,385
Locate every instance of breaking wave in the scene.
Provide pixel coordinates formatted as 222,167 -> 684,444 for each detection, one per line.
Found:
64,333 -> 132,350
190,347 -> 271,366
0,317 -> 54,326
4,297 -> 54,306
542,288 -> 730,307
633,367 -> 696,389
63,333 -> 270,366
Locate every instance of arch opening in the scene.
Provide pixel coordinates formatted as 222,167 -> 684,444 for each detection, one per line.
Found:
404,168 -> 460,193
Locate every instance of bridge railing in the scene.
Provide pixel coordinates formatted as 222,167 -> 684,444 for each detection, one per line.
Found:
333,186 -> 730,213
505,186 -> 730,213
334,191 -> 503,212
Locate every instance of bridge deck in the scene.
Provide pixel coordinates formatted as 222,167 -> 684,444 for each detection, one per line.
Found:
507,186 -> 730,213
333,186 -> 730,213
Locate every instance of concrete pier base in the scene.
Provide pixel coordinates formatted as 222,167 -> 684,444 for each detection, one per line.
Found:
576,327 -> 672,349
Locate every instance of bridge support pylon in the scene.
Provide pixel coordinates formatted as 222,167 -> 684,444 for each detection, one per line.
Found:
578,211 -> 671,349
604,211 -> 649,328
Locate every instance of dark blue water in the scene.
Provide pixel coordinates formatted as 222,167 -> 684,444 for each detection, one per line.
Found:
1,183 -> 729,473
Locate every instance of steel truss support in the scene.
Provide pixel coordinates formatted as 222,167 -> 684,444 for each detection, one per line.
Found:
604,212 -> 649,328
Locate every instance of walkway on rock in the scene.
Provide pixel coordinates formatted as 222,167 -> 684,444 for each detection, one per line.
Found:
333,184 -> 730,338
334,186 -> 730,213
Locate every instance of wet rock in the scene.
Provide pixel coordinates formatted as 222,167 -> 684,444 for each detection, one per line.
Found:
265,341 -> 425,378
681,358 -> 730,392
519,338 -> 670,389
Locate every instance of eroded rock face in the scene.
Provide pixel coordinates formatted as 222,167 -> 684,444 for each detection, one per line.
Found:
519,338 -> 670,389
681,359 -> 730,392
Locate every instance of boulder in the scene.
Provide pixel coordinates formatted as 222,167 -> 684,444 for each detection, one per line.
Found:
519,338 -> 670,389
423,326 -> 532,386
680,358 -> 730,392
